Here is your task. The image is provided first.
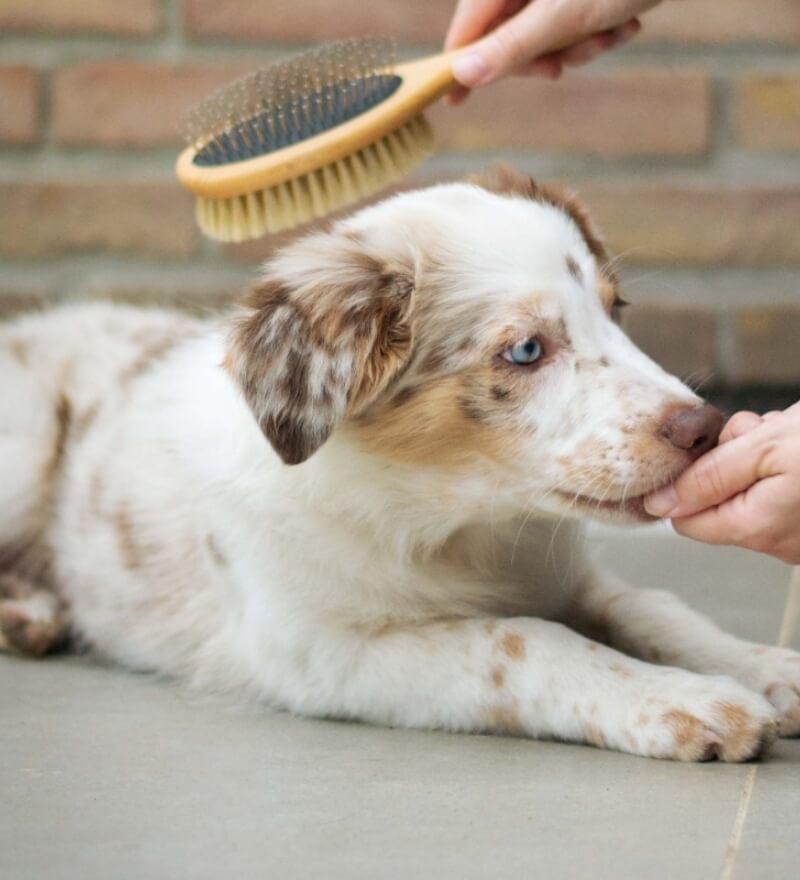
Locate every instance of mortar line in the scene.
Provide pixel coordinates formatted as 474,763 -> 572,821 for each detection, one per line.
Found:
719,566 -> 800,880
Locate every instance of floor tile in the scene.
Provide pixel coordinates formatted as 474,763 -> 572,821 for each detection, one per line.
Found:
0,655 -> 753,880
727,570 -> 800,880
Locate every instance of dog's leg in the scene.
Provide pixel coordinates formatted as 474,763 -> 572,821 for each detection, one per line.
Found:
570,571 -> 800,736
277,617 -> 776,761
0,573 -> 68,656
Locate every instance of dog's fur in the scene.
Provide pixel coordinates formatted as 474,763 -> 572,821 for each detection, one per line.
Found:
2,167 -> 799,761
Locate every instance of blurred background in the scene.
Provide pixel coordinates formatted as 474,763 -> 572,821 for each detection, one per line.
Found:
1,0 -> 798,408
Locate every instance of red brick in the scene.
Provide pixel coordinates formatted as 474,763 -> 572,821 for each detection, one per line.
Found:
0,182 -> 199,258
0,0 -> 160,36
185,0 -> 452,45
52,62 -> 256,147
732,75 -> 800,151
734,307 -> 800,383
0,66 -> 39,144
429,70 -> 710,157
644,0 -> 800,45
575,182 -> 800,267
622,304 -> 717,384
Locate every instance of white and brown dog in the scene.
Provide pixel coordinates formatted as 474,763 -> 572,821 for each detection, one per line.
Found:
2,167 -> 799,761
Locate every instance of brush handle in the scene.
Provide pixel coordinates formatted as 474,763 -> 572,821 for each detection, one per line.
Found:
392,50 -> 461,104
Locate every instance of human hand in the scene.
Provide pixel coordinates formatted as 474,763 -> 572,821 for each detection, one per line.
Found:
444,0 -> 663,103
644,403 -> 800,565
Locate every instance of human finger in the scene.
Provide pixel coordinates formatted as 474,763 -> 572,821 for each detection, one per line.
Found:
444,0 -> 512,51
719,411 -> 763,444
644,428 -> 772,518
670,492 -> 755,547
451,1 -> 586,87
444,83 -> 471,106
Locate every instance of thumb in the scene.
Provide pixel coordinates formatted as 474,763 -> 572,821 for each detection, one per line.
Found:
451,3 -> 578,87
644,429 -> 770,518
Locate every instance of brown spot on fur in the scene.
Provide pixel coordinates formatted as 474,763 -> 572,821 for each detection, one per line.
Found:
713,701 -> 773,762
388,384 -> 420,409
585,724 -> 606,748
488,703 -> 524,735
490,385 -> 510,401
499,633 -> 526,662
663,709 -> 707,756
42,393 -> 72,485
418,346 -> 449,375
7,337 -> 30,365
205,534 -> 228,568
586,642 -> 598,652
566,255 -> 582,283
484,620 -> 498,636
114,508 -> 143,570
458,395 -> 488,424
119,337 -> 178,387
491,665 -> 506,688
609,664 -> 632,679
0,537 -> 54,590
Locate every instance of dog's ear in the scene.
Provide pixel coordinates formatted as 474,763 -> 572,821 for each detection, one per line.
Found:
225,231 -> 415,465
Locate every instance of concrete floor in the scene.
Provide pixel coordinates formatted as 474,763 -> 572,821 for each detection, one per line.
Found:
2,528 -> 799,880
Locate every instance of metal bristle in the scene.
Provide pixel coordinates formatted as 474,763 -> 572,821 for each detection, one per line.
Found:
183,37 -> 399,165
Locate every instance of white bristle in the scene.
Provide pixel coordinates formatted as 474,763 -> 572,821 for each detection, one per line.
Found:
195,113 -> 434,243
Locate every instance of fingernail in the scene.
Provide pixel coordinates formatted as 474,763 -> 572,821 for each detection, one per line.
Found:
452,51 -> 489,87
644,485 -> 679,517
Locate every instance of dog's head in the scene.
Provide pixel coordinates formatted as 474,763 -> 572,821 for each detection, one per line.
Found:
226,166 -> 721,525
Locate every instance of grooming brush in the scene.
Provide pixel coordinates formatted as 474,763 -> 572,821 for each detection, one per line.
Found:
176,38 -> 462,243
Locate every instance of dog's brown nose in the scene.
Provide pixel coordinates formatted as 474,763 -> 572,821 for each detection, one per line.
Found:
661,403 -> 723,460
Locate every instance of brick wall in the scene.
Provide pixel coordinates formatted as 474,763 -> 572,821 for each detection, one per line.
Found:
1,0 -> 799,399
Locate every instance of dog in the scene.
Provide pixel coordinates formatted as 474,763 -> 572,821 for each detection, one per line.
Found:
2,166 -> 798,762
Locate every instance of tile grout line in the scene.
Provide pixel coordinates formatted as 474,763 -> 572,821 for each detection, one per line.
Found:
719,566 -> 800,880
776,568 -> 800,649
720,764 -> 758,880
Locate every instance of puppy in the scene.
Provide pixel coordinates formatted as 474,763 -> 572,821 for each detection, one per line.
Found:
2,167 -> 798,761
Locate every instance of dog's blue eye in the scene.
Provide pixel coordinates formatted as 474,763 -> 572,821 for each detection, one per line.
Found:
503,338 -> 543,366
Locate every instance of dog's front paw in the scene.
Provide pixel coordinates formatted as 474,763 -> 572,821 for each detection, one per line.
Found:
629,671 -> 778,762
733,646 -> 800,737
